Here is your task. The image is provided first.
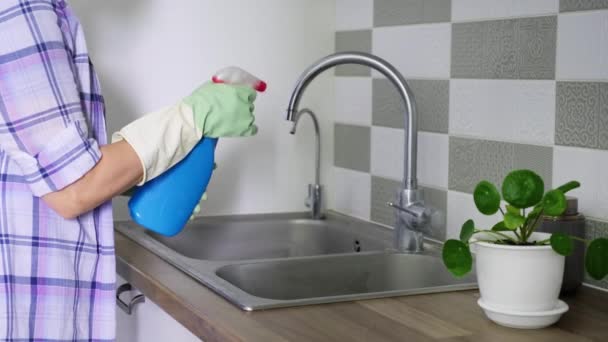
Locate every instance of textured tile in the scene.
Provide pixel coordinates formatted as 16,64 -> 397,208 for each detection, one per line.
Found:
476,140 -> 513,191
556,11 -> 608,80
553,146 -> 608,221
374,0 -> 451,27
560,0 -> 608,12
371,176 -> 447,241
517,16 -> 557,79
333,167 -> 372,221
600,83 -> 608,149
513,144 -> 553,191
335,77 -> 372,126
448,138 -> 513,193
373,23 -> 451,78
411,80 -> 450,133
334,123 -> 371,172
371,176 -> 400,226
555,82 -> 603,149
449,137 -> 483,193
451,16 -> 556,79
448,137 -> 553,193
373,79 -> 449,133
583,219 -> 608,289
336,0 -> 373,30
372,78 -> 404,129
452,0 -> 558,21
335,30 -> 372,76
449,79 -> 556,145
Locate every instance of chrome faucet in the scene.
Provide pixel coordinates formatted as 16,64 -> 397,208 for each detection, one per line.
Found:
290,108 -> 323,220
286,52 -> 430,252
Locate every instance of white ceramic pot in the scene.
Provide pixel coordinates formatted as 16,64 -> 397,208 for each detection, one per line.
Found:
475,232 -> 565,312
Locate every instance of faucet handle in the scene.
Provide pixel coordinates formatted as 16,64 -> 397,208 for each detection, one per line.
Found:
387,202 -> 420,218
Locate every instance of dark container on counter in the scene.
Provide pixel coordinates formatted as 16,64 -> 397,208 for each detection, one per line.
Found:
536,196 -> 585,294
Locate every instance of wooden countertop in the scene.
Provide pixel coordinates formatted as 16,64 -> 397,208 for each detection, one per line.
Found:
115,232 -> 608,342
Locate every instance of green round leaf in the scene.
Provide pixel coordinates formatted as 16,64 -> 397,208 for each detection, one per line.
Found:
474,181 -> 501,215
586,238 -> 608,281
460,219 -> 475,243
550,232 -> 573,256
442,240 -> 473,278
491,221 -> 509,231
502,170 -> 544,209
543,190 -> 567,216
556,181 -> 580,194
504,212 -> 525,230
506,205 -> 520,216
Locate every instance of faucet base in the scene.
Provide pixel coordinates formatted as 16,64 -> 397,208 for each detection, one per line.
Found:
394,188 -> 427,253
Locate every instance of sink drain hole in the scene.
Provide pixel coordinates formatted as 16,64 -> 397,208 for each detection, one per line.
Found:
353,239 -> 361,252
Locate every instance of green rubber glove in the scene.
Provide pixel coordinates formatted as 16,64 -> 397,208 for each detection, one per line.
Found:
184,83 -> 257,138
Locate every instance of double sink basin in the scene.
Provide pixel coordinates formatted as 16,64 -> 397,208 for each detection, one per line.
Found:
115,212 -> 476,311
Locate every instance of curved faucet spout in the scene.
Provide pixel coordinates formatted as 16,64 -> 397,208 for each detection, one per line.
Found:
285,52 -> 418,189
290,109 -> 321,186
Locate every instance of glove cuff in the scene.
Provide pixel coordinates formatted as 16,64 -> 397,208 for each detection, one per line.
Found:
112,102 -> 201,185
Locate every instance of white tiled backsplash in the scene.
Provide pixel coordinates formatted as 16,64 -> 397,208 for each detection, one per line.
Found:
332,0 -> 608,290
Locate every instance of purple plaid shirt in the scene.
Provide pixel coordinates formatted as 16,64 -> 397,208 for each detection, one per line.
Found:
0,0 -> 115,340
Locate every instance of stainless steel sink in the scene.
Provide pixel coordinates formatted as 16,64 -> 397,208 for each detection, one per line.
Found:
115,212 -> 476,311
146,213 -> 389,261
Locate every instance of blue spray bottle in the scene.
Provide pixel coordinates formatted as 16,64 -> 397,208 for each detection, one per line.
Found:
128,67 -> 266,236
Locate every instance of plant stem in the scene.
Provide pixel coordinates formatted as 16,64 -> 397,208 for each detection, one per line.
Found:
513,229 -> 522,241
570,236 -> 589,244
525,209 -> 544,241
499,207 -> 505,216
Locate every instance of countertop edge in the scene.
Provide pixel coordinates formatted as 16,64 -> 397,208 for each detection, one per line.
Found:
115,230 -> 608,342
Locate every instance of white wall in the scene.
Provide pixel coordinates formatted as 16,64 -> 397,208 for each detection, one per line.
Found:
70,0 -> 336,220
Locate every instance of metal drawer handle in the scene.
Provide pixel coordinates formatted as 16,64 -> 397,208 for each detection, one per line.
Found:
116,283 -> 145,315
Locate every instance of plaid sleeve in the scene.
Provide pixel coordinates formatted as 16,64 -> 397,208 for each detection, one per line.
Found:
0,0 -> 101,197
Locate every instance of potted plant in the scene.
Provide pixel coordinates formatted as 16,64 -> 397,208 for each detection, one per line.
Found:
442,169 -> 607,329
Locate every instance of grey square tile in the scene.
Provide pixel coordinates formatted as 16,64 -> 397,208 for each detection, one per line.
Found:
516,16 -> 556,79
334,123 -> 371,172
335,30 -> 372,76
476,140 -> 513,189
374,0 -> 451,27
451,22 -> 487,79
449,137 -> 482,193
372,79 -> 404,129
599,83 -> 608,149
410,79 -> 450,133
370,176 -> 447,241
371,176 -> 400,226
484,19 -> 518,79
449,137 -> 515,193
583,219 -> 608,289
513,144 -> 553,192
560,0 -> 608,12
372,79 -> 449,133
452,17 -> 556,79
450,137 -> 556,194
556,82 -> 600,149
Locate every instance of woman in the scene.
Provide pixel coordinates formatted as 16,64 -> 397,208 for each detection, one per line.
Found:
0,0 -> 257,340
